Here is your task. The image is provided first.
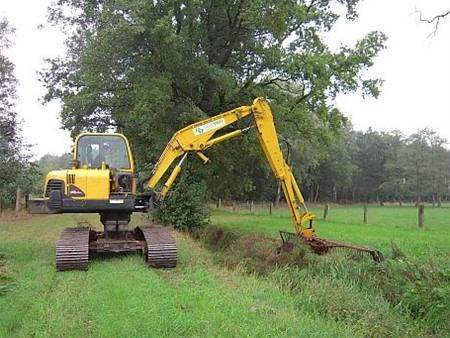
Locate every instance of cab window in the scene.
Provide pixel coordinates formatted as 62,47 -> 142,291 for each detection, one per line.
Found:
76,135 -> 131,169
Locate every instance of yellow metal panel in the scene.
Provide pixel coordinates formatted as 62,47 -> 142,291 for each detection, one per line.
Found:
66,169 -> 86,197
85,170 -> 110,200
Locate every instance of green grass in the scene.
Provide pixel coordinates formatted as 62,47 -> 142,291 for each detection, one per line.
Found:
0,204 -> 449,337
210,203 -> 450,260
0,213 -> 353,337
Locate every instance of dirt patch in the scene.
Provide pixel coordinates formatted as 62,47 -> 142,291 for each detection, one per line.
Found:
197,226 -> 312,275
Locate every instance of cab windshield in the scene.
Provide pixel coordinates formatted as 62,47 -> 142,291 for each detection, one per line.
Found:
76,135 -> 131,169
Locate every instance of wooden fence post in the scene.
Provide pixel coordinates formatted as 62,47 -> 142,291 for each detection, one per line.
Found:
269,202 -> 273,215
418,204 -> 424,228
216,198 -> 222,208
250,200 -> 254,212
363,205 -> 368,224
15,187 -> 21,212
323,204 -> 330,220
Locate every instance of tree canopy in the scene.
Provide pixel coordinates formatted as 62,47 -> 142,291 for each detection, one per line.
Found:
41,0 -> 387,203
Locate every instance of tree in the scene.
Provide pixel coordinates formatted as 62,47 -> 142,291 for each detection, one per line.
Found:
352,129 -> 389,203
405,128 -> 448,206
313,124 -> 357,203
379,131 -> 409,205
37,153 -> 73,172
41,0 -> 387,206
0,19 -> 29,211
402,129 -> 436,204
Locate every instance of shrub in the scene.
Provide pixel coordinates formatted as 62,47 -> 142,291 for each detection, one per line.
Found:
150,172 -> 210,232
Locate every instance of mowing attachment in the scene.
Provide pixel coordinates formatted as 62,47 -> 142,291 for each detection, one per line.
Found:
279,230 -> 384,262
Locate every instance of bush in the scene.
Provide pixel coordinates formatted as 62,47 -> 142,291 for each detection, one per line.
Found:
372,255 -> 450,334
150,172 -> 210,232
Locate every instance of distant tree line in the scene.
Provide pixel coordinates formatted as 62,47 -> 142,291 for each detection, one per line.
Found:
203,122 -> 450,206
295,126 -> 450,205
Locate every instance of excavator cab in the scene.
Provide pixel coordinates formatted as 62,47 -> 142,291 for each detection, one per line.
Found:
28,133 -> 137,215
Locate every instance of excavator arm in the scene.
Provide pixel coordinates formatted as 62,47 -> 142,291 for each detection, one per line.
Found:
140,97 -> 316,239
141,97 -> 383,261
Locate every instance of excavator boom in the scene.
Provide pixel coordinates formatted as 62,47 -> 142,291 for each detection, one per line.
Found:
142,97 -> 383,261
140,98 -> 315,237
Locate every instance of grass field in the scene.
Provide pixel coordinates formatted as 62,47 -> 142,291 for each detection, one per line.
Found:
0,204 -> 449,337
211,203 -> 450,261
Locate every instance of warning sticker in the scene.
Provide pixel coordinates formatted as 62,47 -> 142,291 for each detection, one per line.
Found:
193,118 -> 226,136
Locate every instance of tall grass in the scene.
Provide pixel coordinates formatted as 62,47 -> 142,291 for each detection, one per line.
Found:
206,203 -> 450,335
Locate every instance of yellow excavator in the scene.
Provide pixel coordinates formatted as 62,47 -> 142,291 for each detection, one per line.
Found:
28,97 -> 382,271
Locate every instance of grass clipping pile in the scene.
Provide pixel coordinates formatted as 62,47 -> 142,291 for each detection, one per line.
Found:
197,227 -> 317,275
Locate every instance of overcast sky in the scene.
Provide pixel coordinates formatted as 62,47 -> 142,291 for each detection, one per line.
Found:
1,0 -> 449,159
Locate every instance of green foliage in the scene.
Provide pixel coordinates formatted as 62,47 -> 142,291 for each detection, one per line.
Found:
353,128 -> 389,202
309,124 -> 357,202
372,255 -> 450,333
151,171 -> 210,231
310,127 -> 450,203
37,153 -> 73,171
402,128 -> 449,203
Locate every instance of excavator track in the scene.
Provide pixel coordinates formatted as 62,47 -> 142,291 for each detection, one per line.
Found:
137,225 -> 177,268
56,227 -> 90,271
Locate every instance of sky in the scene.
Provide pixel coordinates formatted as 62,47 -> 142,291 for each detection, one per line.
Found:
1,0 -> 449,159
